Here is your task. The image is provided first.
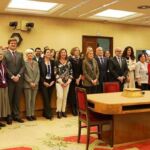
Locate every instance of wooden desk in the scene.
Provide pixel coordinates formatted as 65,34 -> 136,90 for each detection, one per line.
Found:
87,91 -> 150,146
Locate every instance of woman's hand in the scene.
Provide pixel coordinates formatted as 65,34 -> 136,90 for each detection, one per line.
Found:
49,81 -> 55,87
43,82 -> 50,87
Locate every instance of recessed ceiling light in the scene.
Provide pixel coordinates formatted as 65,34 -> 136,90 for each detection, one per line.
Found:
95,9 -> 136,18
137,5 -> 150,9
7,0 -> 58,11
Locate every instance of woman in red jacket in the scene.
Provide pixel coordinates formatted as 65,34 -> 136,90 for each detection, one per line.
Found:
0,49 -> 11,127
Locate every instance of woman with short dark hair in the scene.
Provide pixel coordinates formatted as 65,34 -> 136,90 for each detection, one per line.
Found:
135,53 -> 148,90
39,48 -> 55,119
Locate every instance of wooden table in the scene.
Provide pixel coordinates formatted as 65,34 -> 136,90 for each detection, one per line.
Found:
87,91 -> 150,146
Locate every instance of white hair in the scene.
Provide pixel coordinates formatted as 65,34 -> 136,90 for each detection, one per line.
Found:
96,47 -> 103,51
24,49 -> 34,61
25,49 -> 34,55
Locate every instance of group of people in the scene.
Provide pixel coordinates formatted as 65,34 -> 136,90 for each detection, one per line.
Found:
83,46 -> 150,93
0,37 -> 150,128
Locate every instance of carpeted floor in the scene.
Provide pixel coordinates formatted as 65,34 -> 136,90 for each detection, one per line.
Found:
0,116 -> 150,150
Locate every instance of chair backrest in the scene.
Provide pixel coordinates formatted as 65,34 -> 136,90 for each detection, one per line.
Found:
103,82 -> 120,93
75,87 -> 88,114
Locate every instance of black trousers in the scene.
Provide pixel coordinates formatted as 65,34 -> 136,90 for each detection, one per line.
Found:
68,81 -> 81,114
41,84 -> 54,118
136,82 -> 149,90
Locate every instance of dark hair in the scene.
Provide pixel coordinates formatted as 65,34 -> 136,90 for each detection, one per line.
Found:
138,53 -> 145,61
8,38 -> 17,45
35,47 -> 41,52
122,46 -> 135,60
104,50 -> 110,56
43,48 -> 51,54
57,48 -> 68,60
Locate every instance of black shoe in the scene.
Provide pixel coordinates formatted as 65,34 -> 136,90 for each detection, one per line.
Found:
31,116 -> 36,120
44,116 -> 51,120
62,112 -> 67,117
72,109 -> 78,116
26,116 -> 33,121
0,122 -> 6,127
6,116 -> 12,125
57,112 -> 62,119
14,118 -> 24,123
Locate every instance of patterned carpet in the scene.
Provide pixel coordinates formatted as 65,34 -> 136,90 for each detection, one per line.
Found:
0,116 -> 150,150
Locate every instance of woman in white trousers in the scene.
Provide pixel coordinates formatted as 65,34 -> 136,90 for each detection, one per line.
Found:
55,48 -> 73,119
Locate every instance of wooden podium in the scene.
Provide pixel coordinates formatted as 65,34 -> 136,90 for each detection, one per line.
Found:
87,91 -> 150,146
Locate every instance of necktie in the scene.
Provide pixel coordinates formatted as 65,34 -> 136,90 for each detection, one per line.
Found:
118,57 -> 122,67
100,57 -> 104,64
12,52 -> 16,65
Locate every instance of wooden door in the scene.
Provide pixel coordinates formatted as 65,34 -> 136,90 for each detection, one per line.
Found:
82,36 -> 98,54
82,35 -> 113,56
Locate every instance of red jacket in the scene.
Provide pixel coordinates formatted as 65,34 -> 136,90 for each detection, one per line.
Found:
148,63 -> 150,85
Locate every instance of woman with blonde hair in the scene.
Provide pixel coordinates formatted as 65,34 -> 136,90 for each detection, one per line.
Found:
24,49 -> 40,121
82,46 -> 99,94
55,48 -> 73,118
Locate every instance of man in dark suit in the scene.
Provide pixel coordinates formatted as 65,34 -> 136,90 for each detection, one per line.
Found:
3,38 -> 25,123
33,47 -> 43,63
109,48 -> 128,91
95,47 -> 108,92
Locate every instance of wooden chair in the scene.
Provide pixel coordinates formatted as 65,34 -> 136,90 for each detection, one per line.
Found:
75,87 -> 113,150
103,82 -> 120,93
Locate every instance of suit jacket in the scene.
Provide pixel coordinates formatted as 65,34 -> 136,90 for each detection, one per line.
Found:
82,58 -> 99,87
3,50 -> 25,80
39,59 -> 55,84
109,56 -> 128,82
33,56 -> 43,63
24,60 -> 40,89
95,56 -> 108,82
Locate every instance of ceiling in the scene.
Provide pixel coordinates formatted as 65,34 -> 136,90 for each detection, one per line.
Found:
1,0 -> 150,26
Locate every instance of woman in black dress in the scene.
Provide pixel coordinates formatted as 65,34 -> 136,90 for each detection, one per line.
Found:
68,47 -> 82,116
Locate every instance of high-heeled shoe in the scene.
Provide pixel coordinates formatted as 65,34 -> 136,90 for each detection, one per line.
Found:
57,112 -> 62,119
62,112 -> 67,117
6,115 -> 12,125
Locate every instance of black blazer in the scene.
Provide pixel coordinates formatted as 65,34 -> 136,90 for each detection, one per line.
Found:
69,56 -> 82,80
95,56 -> 108,82
109,56 -> 128,81
39,59 -> 55,84
33,56 -> 43,63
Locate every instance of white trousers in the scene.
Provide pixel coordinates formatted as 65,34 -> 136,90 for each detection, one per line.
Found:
56,83 -> 70,112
